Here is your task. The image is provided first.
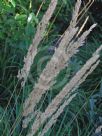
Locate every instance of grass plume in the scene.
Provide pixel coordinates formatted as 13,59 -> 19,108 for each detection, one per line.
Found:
17,0 -> 58,87
27,45 -> 102,136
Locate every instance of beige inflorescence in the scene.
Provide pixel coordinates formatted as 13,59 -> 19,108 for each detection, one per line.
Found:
17,0 -> 102,136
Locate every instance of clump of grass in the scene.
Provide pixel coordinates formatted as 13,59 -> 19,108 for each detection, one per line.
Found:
18,0 -> 58,87
19,0 -> 102,136
1,0 -> 102,136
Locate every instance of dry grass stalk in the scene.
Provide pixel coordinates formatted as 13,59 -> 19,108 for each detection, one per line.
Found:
39,60 -> 101,136
23,23 -> 96,119
23,39 -> 78,116
69,0 -> 81,28
27,45 -> 102,136
17,0 -> 58,87
22,110 -> 42,129
66,24 -> 97,56
22,0 -> 81,118
22,0 -> 97,127
23,27 -> 77,117
38,93 -> 77,136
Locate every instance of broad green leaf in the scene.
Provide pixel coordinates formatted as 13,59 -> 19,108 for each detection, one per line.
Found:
15,14 -> 27,20
27,13 -> 38,24
9,0 -> 16,7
